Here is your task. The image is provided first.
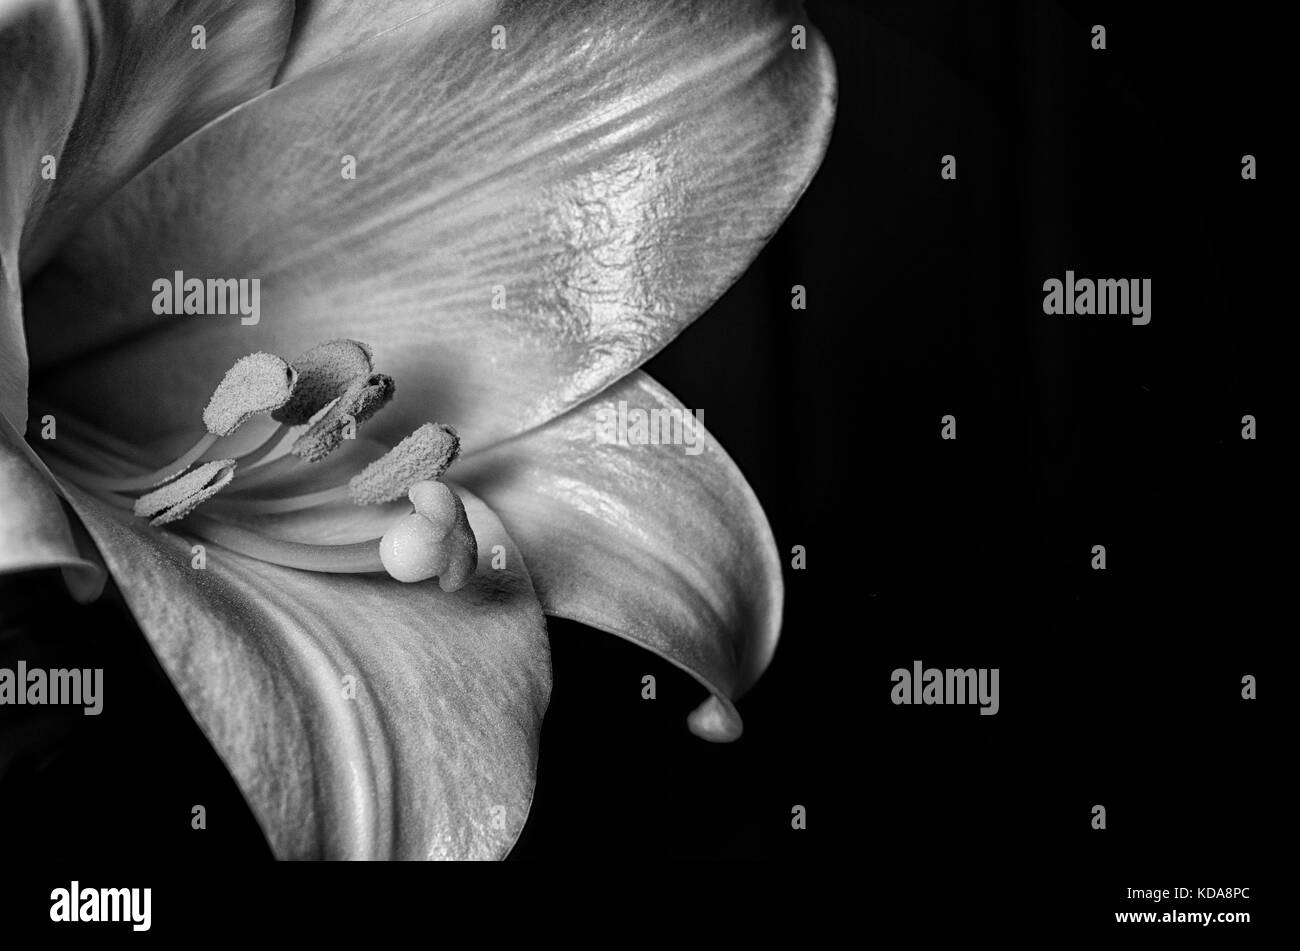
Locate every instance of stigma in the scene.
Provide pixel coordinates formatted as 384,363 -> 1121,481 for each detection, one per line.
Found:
379,481 -> 477,589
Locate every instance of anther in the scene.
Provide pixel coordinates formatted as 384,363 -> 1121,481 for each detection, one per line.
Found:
289,372 -> 396,464
379,481 -> 478,590
132,460 -> 237,526
348,423 -> 459,504
273,339 -> 374,425
73,351 -> 296,492
202,352 -> 298,436
212,422 -> 457,514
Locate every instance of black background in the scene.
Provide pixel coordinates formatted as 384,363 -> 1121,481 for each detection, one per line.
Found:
0,0 -> 1279,936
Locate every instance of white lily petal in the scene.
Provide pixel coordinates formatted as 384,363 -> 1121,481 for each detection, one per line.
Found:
58,481 -> 551,859
26,0 -> 836,453
455,371 -> 783,741
275,0 -> 498,82
0,0 -> 294,430
0,0 -> 84,430
0,417 -> 103,601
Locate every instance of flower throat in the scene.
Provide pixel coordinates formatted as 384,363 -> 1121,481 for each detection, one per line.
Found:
37,340 -> 478,591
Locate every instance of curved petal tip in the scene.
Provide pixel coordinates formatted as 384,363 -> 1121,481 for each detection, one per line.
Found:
687,694 -> 744,743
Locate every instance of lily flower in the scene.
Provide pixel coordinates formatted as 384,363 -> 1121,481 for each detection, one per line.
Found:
0,0 -> 834,858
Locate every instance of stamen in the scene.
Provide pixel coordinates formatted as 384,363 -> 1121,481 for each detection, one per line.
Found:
232,423 -> 292,468
35,351 -> 481,591
290,372 -> 396,464
380,481 -> 477,590
220,449 -> 301,491
55,431 -> 218,492
187,516 -> 385,573
349,423 -> 459,504
133,459 -> 237,526
72,351 -> 295,492
219,421 -> 459,512
272,339 -> 374,425
225,372 -> 397,493
203,352 -> 298,436
205,485 -> 350,515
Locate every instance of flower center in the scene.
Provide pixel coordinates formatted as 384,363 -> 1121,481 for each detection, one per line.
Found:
33,340 -> 478,590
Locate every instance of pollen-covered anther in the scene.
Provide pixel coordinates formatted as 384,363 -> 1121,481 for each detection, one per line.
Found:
290,372 -> 396,463
380,481 -> 478,590
132,460 -> 237,527
348,422 -> 460,504
272,339 -> 375,425
202,352 -> 298,436
72,351 -> 294,492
